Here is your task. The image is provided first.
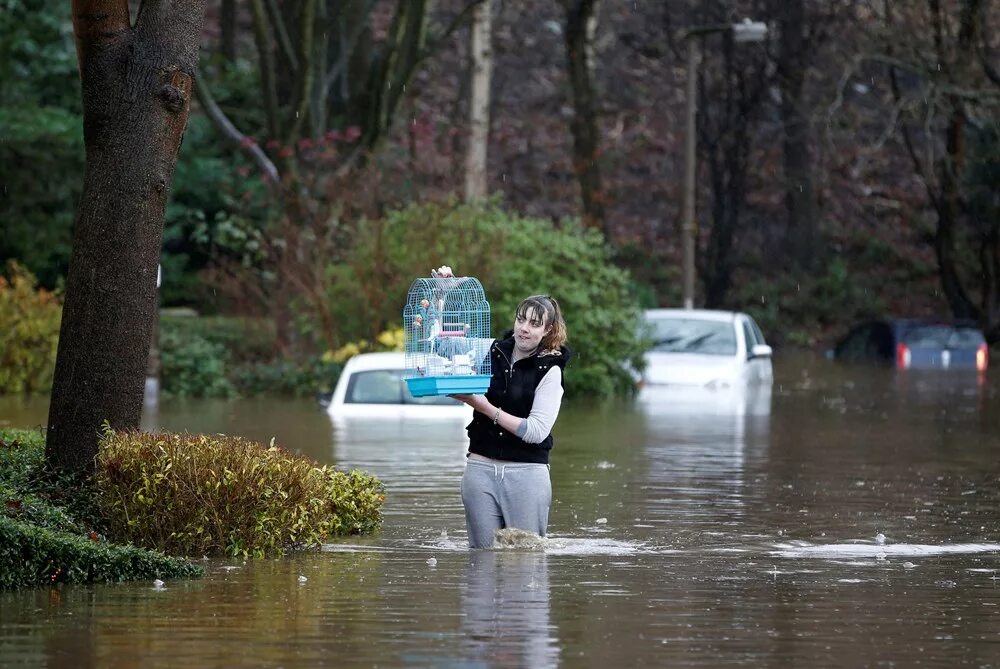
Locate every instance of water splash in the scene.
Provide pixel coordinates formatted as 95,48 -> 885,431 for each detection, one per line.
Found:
772,541 -> 1000,559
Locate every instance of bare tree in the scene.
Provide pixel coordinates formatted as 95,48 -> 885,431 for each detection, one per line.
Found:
774,0 -> 819,269
884,0 -> 1000,338
46,0 -> 209,472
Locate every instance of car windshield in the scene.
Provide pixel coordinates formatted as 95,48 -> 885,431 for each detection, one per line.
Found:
902,325 -> 985,350
345,369 -> 460,405
646,318 -> 737,356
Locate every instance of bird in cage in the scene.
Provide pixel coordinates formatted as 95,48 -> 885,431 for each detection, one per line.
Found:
403,267 -> 493,396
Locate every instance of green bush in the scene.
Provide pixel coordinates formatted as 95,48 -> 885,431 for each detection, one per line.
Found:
232,357 -> 342,397
0,262 -> 62,395
0,429 -> 202,589
96,429 -> 384,559
159,327 -> 236,398
0,516 -> 202,589
323,199 -> 646,398
160,314 -> 276,364
490,215 -> 646,398
0,431 -> 101,534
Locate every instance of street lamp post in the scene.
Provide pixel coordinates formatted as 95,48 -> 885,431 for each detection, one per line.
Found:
680,19 -> 767,310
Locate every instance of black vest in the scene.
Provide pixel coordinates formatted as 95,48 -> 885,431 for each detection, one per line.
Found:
466,333 -> 571,464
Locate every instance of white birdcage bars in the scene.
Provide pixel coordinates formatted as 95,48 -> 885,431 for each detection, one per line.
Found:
402,275 -> 493,397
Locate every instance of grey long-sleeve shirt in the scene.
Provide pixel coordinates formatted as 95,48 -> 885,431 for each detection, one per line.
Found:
513,366 -> 563,443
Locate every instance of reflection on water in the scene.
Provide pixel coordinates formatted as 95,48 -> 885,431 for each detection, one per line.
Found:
3,352 -> 1000,667
462,551 -> 558,668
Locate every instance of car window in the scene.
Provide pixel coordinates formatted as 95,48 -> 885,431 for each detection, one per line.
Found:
749,318 -> 767,346
345,369 -> 461,406
647,318 -> 737,356
741,320 -> 757,351
948,328 -> 986,349
346,370 -> 404,404
903,325 -> 985,350
836,324 -> 874,360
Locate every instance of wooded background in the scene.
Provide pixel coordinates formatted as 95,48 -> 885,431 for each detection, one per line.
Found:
3,0 -> 999,350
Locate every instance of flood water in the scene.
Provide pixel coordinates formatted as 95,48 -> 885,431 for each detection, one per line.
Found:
2,352 -> 1000,667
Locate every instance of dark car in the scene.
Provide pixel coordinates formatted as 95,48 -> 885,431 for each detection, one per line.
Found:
833,319 -> 988,371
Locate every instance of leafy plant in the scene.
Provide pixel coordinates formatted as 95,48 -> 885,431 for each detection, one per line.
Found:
231,357 -> 341,397
321,199 -> 646,397
0,428 -> 202,589
95,429 -> 384,558
159,327 -> 236,398
0,262 -> 62,395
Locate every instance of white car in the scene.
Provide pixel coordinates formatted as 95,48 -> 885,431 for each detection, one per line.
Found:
326,352 -> 472,421
641,309 -> 773,387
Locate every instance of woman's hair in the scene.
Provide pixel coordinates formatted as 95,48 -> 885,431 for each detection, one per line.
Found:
515,295 -> 568,351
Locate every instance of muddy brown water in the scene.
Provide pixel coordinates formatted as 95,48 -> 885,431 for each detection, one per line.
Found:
2,352 -> 999,668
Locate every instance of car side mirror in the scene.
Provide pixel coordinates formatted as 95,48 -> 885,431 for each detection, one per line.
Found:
749,344 -> 772,359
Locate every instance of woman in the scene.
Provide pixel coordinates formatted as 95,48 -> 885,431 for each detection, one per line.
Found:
451,295 -> 571,548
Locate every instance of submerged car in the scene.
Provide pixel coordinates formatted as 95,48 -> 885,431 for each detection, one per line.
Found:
833,319 -> 988,371
326,352 -> 471,420
640,309 -> 773,387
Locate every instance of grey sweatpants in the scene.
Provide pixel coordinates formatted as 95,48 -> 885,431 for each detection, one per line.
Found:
461,459 -> 552,549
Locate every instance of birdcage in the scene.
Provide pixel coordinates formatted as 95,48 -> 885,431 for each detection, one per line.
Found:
403,275 -> 492,397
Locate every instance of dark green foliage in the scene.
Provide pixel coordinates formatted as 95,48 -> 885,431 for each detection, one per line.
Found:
232,358 -> 343,397
0,1 -> 83,288
0,517 -> 202,589
158,315 -> 333,397
161,314 -> 276,363
324,199 -> 646,397
490,215 -> 646,398
0,430 -> 94,535
96,430 -> 384,559
738,256 -> 887,348
0,429 -> 202,590
159,327 -> 237,398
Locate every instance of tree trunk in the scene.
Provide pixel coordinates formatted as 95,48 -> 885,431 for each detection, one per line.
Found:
46,0 -> 208,473
464,0 -> 493,201
776,0 -> 818,269
562,0 -> 607,236
221,0 -> 237,62
934,106 -> 977,320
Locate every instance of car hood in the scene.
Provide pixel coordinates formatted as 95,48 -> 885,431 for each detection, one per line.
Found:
643,352 -> 742,386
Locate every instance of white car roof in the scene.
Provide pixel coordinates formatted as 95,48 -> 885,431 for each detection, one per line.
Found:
341,351 -> 409,372
644,308 -> 743,322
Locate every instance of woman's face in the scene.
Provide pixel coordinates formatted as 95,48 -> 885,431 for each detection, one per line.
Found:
513,306 -> 549,355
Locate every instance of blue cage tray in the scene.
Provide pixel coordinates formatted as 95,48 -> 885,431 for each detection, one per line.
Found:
406,375 -> 491,397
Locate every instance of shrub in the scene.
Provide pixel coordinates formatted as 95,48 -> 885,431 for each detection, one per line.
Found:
159,327 -> 236,398
231,356 -> 342,397
160,314 -> 276,365
0,261 -> 62,395
0,516 -> 202,589
96,429 -> 384,558
490,215 -> 646,398
0,428 -> 202,589
0,429 -> 98,534
323,199 -> 646,398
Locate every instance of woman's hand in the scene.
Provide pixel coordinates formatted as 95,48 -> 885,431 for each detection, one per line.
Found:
449,394 -> 491,414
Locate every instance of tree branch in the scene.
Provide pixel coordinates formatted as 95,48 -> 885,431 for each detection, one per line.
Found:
286,0 -> 316,142
264,0 -> 298,74
249,0 -> 282,141
193,70 -> 280,184
321,0 -> 379,100
421,0 -> 487,60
